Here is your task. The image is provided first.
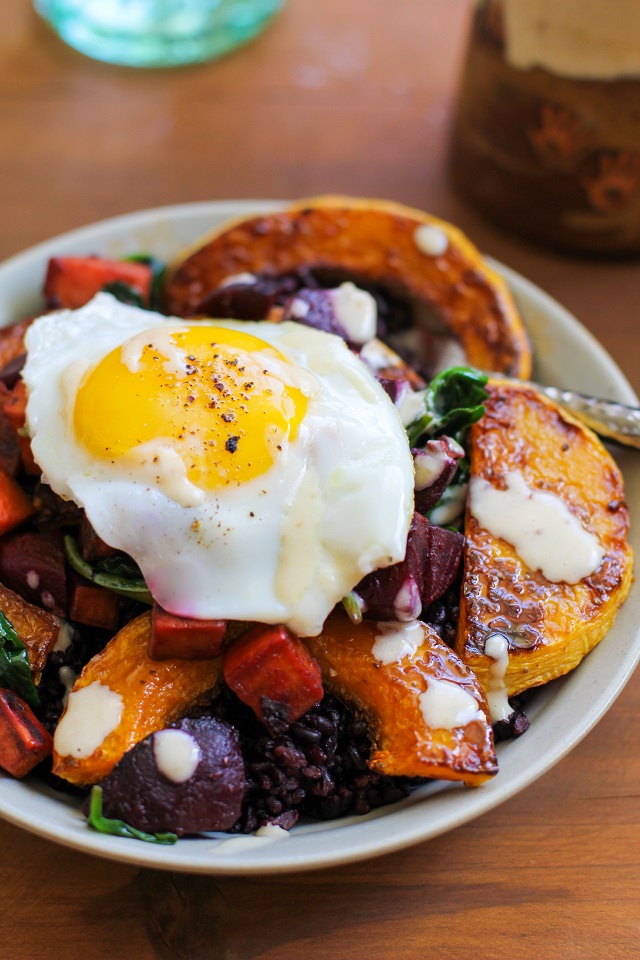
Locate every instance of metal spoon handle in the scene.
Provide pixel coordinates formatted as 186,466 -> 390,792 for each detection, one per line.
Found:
530,384 -> 640,450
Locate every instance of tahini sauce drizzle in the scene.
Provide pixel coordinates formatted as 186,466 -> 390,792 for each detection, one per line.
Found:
469,471 -> 604,583
54,682 -> 124,759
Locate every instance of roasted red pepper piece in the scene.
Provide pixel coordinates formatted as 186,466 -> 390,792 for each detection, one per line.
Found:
223,624 -> 324,728
44,256 -> 153,310
68,571 -> 120,631
149,604 -> 227,661
0,688 -> 53,778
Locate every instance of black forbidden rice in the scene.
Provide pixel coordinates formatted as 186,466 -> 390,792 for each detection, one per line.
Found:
210,689 -> 418,833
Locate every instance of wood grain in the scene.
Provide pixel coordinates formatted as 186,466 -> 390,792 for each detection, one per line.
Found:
0,0 -> 639,957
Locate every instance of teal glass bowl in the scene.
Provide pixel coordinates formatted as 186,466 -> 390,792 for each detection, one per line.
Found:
35,0 -> 285,68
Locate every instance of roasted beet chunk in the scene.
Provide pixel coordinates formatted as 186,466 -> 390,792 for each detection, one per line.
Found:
413,437 -> 463,515
282,288 -> 349,340
195,272 -> 305,320
0,531 -> 67,617
356,512 -> 463,621
96,718 -> 247,836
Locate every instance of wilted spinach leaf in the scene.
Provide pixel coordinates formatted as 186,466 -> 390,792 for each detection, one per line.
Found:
0,610 -> 39,710
406,366 -> 488,447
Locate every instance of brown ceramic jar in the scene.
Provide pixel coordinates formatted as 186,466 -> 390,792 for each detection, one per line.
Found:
450,1 -> 640,257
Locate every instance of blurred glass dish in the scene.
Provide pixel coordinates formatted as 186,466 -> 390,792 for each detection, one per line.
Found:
34,0 -> 284,68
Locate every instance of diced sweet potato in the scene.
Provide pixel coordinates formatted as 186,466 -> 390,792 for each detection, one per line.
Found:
44,256 -> 153,310
149,604 -> 227,660
52,611 -> 222,786
0,582 -> 60,679
0,469 -> 33,536
0,531 -> 67,617
68,571 -> 120,631
0,688 -> 53,778
223,624 -> 323,727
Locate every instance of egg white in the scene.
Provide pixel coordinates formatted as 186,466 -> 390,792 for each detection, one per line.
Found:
23,293 -> 414,636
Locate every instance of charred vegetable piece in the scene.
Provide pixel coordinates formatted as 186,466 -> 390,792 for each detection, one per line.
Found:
304,615 -> 497,784
95,717 -> 246,836
149,604 -> 227,661
0,531 -> 67,617
456,380 -> 634,699
223,624 -> 324,731
0,318 -> 31,381
0,353 -> 26,390
87,785 -> 177,844
0,582 -> 60,680
44,256 -> 153,310
0,408 -> 21,477
2,380 -> 39,475
164,196 -> 532,378
0,687 -> 52,777
413,437 -> 464,515
52,612 -> 222,786
355,512 -> 463,621
68,571 -> 120,630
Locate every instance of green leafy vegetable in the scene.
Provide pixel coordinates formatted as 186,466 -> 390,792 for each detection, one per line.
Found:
406,366 -> 489,447
64,535 -> 153,604
0,611 -> 39,710
101,280 -> 144,308
87,785 -> 178,845
124,254 -> 166,311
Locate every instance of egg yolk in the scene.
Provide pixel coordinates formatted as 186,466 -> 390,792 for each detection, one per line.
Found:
73,325 -> 308,490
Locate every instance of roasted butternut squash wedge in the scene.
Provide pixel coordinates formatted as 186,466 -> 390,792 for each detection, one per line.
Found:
0,582 -> 59,681
52,612 -> 221,787
455,380 -> 633,702
164,196 -> 532,378
304,614 -> 498,785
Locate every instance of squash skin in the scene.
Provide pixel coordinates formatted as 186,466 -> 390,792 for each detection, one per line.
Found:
455,380 -> 633,699
304,614 -> 498,786
52,612 -> 221,787
163,196 -> 532,379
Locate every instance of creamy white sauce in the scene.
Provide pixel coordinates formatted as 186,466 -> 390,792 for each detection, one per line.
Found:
414,224 -> 449,257
469,471 -> 604,583
53,620 -> 74,653
329,282 -> 377,345
484,632 -> 512,723
414,447 -> 449,491
122,439 -> 205,508
58,665 -> 77,709
153,729 -> 202,783
212,823 -> 289,854
53,681 -> 124,759
26,570 -> 39,590
419,678 -> 484,730
372,620 -> 424,665
429,482 -> 468,526
289,297 -> 310,319
120,326 -> 188,377
397,388 -> 427,428
358,338 -> 400,373
218,272 -> 257,288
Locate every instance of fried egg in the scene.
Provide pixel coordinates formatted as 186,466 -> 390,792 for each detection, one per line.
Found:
23,293 -> 414,636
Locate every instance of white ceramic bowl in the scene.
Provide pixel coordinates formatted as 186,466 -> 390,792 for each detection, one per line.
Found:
0,201 -> 638,875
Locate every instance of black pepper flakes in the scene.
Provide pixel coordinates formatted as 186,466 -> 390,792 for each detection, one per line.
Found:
226,436 -> 240,453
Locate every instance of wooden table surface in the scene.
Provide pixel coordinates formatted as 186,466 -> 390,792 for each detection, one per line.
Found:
1,1 -> 640,957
